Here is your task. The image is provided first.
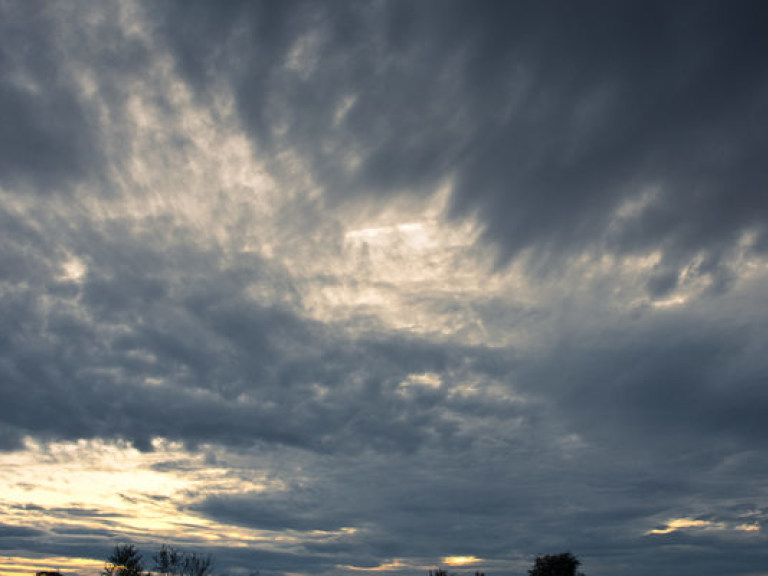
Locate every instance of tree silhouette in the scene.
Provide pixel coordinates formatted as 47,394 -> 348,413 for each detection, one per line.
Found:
102,544 -> 145,576
153,544 -> 181,576
152,544 -> 213,576
180,551 -> 214,576
528,552 -> 583,576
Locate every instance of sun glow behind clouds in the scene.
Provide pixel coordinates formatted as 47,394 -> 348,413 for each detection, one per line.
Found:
0,439 -> 293,557
58,256 -> 87,282
647,518 -> 713,534
345,222 -> 433,250
400,372 -> 443,390
443,556 -> 482,566
0,439 -> 184,509
646,518 -> 760,535
0,555 -> 103,576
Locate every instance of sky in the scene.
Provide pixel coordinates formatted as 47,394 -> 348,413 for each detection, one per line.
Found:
1,1 -> 768,575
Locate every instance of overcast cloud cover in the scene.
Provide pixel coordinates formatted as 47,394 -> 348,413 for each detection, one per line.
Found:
1,1 -> 768,575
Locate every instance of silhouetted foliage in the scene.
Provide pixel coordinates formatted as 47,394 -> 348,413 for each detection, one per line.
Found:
152,544 -> 214,576
102,543 -> 217,576
154,544 -> 182,576
528,552 -> 583,576
181,551 -> 214,576
427,570 -> 484,576
103,544 -> 145,576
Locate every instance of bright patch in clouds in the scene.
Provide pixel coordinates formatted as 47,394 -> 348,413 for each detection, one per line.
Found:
59,256 -> 87,282
443,556 -> 482,566
0,439 -> 289,553
0,555 -> 103,576
645,517 -> 764,537
647,518 -> 714,534
400,372 -> 443,390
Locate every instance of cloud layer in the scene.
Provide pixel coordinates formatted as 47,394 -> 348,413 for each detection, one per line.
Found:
1,2 -> 768,575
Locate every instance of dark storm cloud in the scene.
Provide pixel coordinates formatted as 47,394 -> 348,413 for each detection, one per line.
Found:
0,524 -> 44,539
155,0 -> 768,280
520,310 -> 768,457
0,524 -> 47,557
186,434 -> 768,575
199,544 -> 341,576
192,492 -> 346,532
0,3 -> 98,192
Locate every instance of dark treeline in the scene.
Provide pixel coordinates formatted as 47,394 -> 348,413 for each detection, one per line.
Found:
102,544 -> 220,576
99,544 -> 583,576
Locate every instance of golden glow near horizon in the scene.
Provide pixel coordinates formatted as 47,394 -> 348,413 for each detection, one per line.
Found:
647,518 -> 714,534
735,524 -> 761,532
0,555 -> 103,576
644,517 -> 760,536
443,556 -> 482,566
0,438 -> 357,574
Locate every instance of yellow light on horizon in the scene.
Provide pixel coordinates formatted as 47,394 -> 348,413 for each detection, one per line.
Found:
735,523 -> 760,532
0,555 -> 103,576
647,518 -> 714,535
443,556 -> 481,566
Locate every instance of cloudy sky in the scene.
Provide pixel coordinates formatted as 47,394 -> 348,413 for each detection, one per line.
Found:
2,1 -> 768,575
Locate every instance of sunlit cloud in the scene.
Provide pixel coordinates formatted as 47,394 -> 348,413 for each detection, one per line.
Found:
58,256 -> 88,282
400,373 -> 443,391
0,555 -> 103,576
443,556 -> 482,566
650,295 -> 689,309
647,518 -> 724,535
0,439 -> 291,551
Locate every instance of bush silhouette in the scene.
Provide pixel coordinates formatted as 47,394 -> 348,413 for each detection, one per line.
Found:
528,552 -> 583,576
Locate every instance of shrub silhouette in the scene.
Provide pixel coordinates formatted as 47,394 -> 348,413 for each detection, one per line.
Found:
528,552 -> 583,576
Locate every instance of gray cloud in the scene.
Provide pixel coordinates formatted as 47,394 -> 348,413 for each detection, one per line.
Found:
2,2 -> 768,576
0,208 -> 519,455
525,313 -> 768,457
192,492 -> 347,532
0,3 -> 99,192
0,524 -> 45,540
156,0 -> 768,280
